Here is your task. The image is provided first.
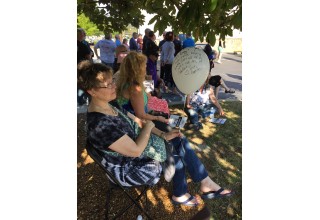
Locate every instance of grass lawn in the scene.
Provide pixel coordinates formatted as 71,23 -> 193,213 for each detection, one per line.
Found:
77,100 -> 242,219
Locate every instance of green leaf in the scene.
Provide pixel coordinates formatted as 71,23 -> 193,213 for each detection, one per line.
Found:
226,27 -> 233,37
77,0 -> 241,38
208,0 -> 218,12
77,13 -> 103,36
148,15 -> 158,25
176,3 -> 187,20
154,20 -> 160,33
207,31 -> 216,45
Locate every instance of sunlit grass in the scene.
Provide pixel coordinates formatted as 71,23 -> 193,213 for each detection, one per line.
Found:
80,149 -> 94,165
169,101 -> 242,219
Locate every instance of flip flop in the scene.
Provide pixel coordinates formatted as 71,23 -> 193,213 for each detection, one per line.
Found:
171,195 -> 199,207
201,188 -> 234,200
225,89 -> 235,93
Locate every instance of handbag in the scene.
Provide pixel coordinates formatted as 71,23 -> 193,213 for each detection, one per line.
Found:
150,111 -> 171,131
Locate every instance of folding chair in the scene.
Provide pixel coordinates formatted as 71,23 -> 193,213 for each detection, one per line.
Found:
86,141 -> 154,220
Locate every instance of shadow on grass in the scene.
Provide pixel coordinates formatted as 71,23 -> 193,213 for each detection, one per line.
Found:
77,101 -> 242,219
169,101 -> 242,219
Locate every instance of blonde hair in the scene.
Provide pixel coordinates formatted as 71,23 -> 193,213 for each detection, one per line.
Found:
116,51 -> 147,98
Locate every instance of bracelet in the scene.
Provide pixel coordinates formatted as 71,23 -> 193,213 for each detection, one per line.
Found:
160,132 -> 167,141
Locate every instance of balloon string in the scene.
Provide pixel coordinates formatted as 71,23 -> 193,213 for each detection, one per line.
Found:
183,94 -> 186,115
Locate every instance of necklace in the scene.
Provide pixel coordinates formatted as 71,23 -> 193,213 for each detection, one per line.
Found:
91,103 -> 118,116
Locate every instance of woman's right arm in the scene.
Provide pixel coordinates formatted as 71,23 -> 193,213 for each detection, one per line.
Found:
108,120 -> 155,157
130,85 -> 168,123
209,86 -> 224,116
186,94 -> 192,109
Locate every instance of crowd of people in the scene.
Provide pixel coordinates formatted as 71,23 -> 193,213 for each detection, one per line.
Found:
77,27 -> 236,208
77,29 -> 228,96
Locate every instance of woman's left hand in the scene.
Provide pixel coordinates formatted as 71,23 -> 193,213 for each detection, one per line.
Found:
157,116 -> 169,123
165,128 -> 183,141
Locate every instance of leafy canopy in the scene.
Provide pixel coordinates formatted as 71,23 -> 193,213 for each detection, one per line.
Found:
77,13 -> 103,36
77,0 -> 241,43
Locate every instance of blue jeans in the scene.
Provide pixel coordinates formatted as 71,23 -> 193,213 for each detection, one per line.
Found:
170,137 -> 208,197
184,104 -> 216,125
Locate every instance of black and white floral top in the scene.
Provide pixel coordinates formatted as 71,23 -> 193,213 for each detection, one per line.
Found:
87,108 -> 166,162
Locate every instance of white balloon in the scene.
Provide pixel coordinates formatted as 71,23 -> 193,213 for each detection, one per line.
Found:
172,47 -> 209,95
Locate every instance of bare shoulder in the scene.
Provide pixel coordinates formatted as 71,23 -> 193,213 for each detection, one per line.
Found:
131,84 -> 143,94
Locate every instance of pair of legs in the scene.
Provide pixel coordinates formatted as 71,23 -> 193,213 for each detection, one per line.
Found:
209,75 -> 235,99
214,79 -> 235,98
160,63 -> 165,80
170,137 -> 231,205
163,64 -> 178,94
103,154 -> 162,187
146,57 -> 158,86
184,104 -> 217,130
146,58 -> 162,97
217,47 -> 223,63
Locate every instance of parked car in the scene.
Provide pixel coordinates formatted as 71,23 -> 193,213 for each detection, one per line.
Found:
195,43 -> 217,53
195,43 -> 218,59
195,43 -> 207,49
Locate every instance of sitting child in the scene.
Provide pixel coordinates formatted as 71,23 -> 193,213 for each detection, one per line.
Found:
184,81 -> 225,130
145,75 -> 166,98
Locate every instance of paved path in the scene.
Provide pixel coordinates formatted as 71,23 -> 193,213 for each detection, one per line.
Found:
211,53 -> 242,101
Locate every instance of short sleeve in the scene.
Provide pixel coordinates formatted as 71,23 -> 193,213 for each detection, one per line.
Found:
87,112 -> 135,151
